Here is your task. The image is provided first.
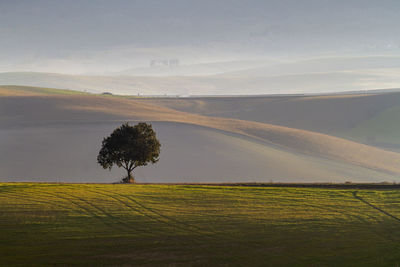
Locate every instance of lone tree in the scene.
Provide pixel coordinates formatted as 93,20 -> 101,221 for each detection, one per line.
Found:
97,122 -> 161,183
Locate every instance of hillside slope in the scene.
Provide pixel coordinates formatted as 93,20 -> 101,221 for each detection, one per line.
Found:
1,85 -> 400,182
140,92 -> 400,149
2,122 -> 395,183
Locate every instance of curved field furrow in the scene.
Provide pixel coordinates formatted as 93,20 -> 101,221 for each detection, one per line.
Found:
39,191 -> 122,230
60,191 -> 143,234
0,190 -> 77,211
87,189 -> 195,231
298,200 -> 400,242
334,191 -> 383,223
89,188 -> 218,241
353,191 -> 400,223
111,191 -> 215,234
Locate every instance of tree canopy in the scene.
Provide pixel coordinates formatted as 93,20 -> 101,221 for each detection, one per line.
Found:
97,122 -> 161,183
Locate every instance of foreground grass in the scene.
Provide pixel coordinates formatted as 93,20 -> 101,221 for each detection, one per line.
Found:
1,184 -> 400,266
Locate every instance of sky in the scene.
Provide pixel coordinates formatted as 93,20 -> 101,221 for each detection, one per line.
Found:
1,0 -> 400,74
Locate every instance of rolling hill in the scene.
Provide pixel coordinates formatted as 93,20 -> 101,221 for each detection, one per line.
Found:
140,92 -> 400,150
3,56 -> 400,96
219,56 -> 400,77
1,85 -> 400,183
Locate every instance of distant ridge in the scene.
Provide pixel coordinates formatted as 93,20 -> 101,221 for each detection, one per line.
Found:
2,66 -> 400,96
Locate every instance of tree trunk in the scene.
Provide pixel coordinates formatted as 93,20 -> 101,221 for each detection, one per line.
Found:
126,170 -> 135,183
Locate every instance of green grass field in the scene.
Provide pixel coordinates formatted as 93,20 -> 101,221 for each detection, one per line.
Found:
1,183 -> 400,266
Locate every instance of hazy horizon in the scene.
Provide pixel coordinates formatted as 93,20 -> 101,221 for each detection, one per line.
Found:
1,0 -> 400,94
1,0 -> 400,73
